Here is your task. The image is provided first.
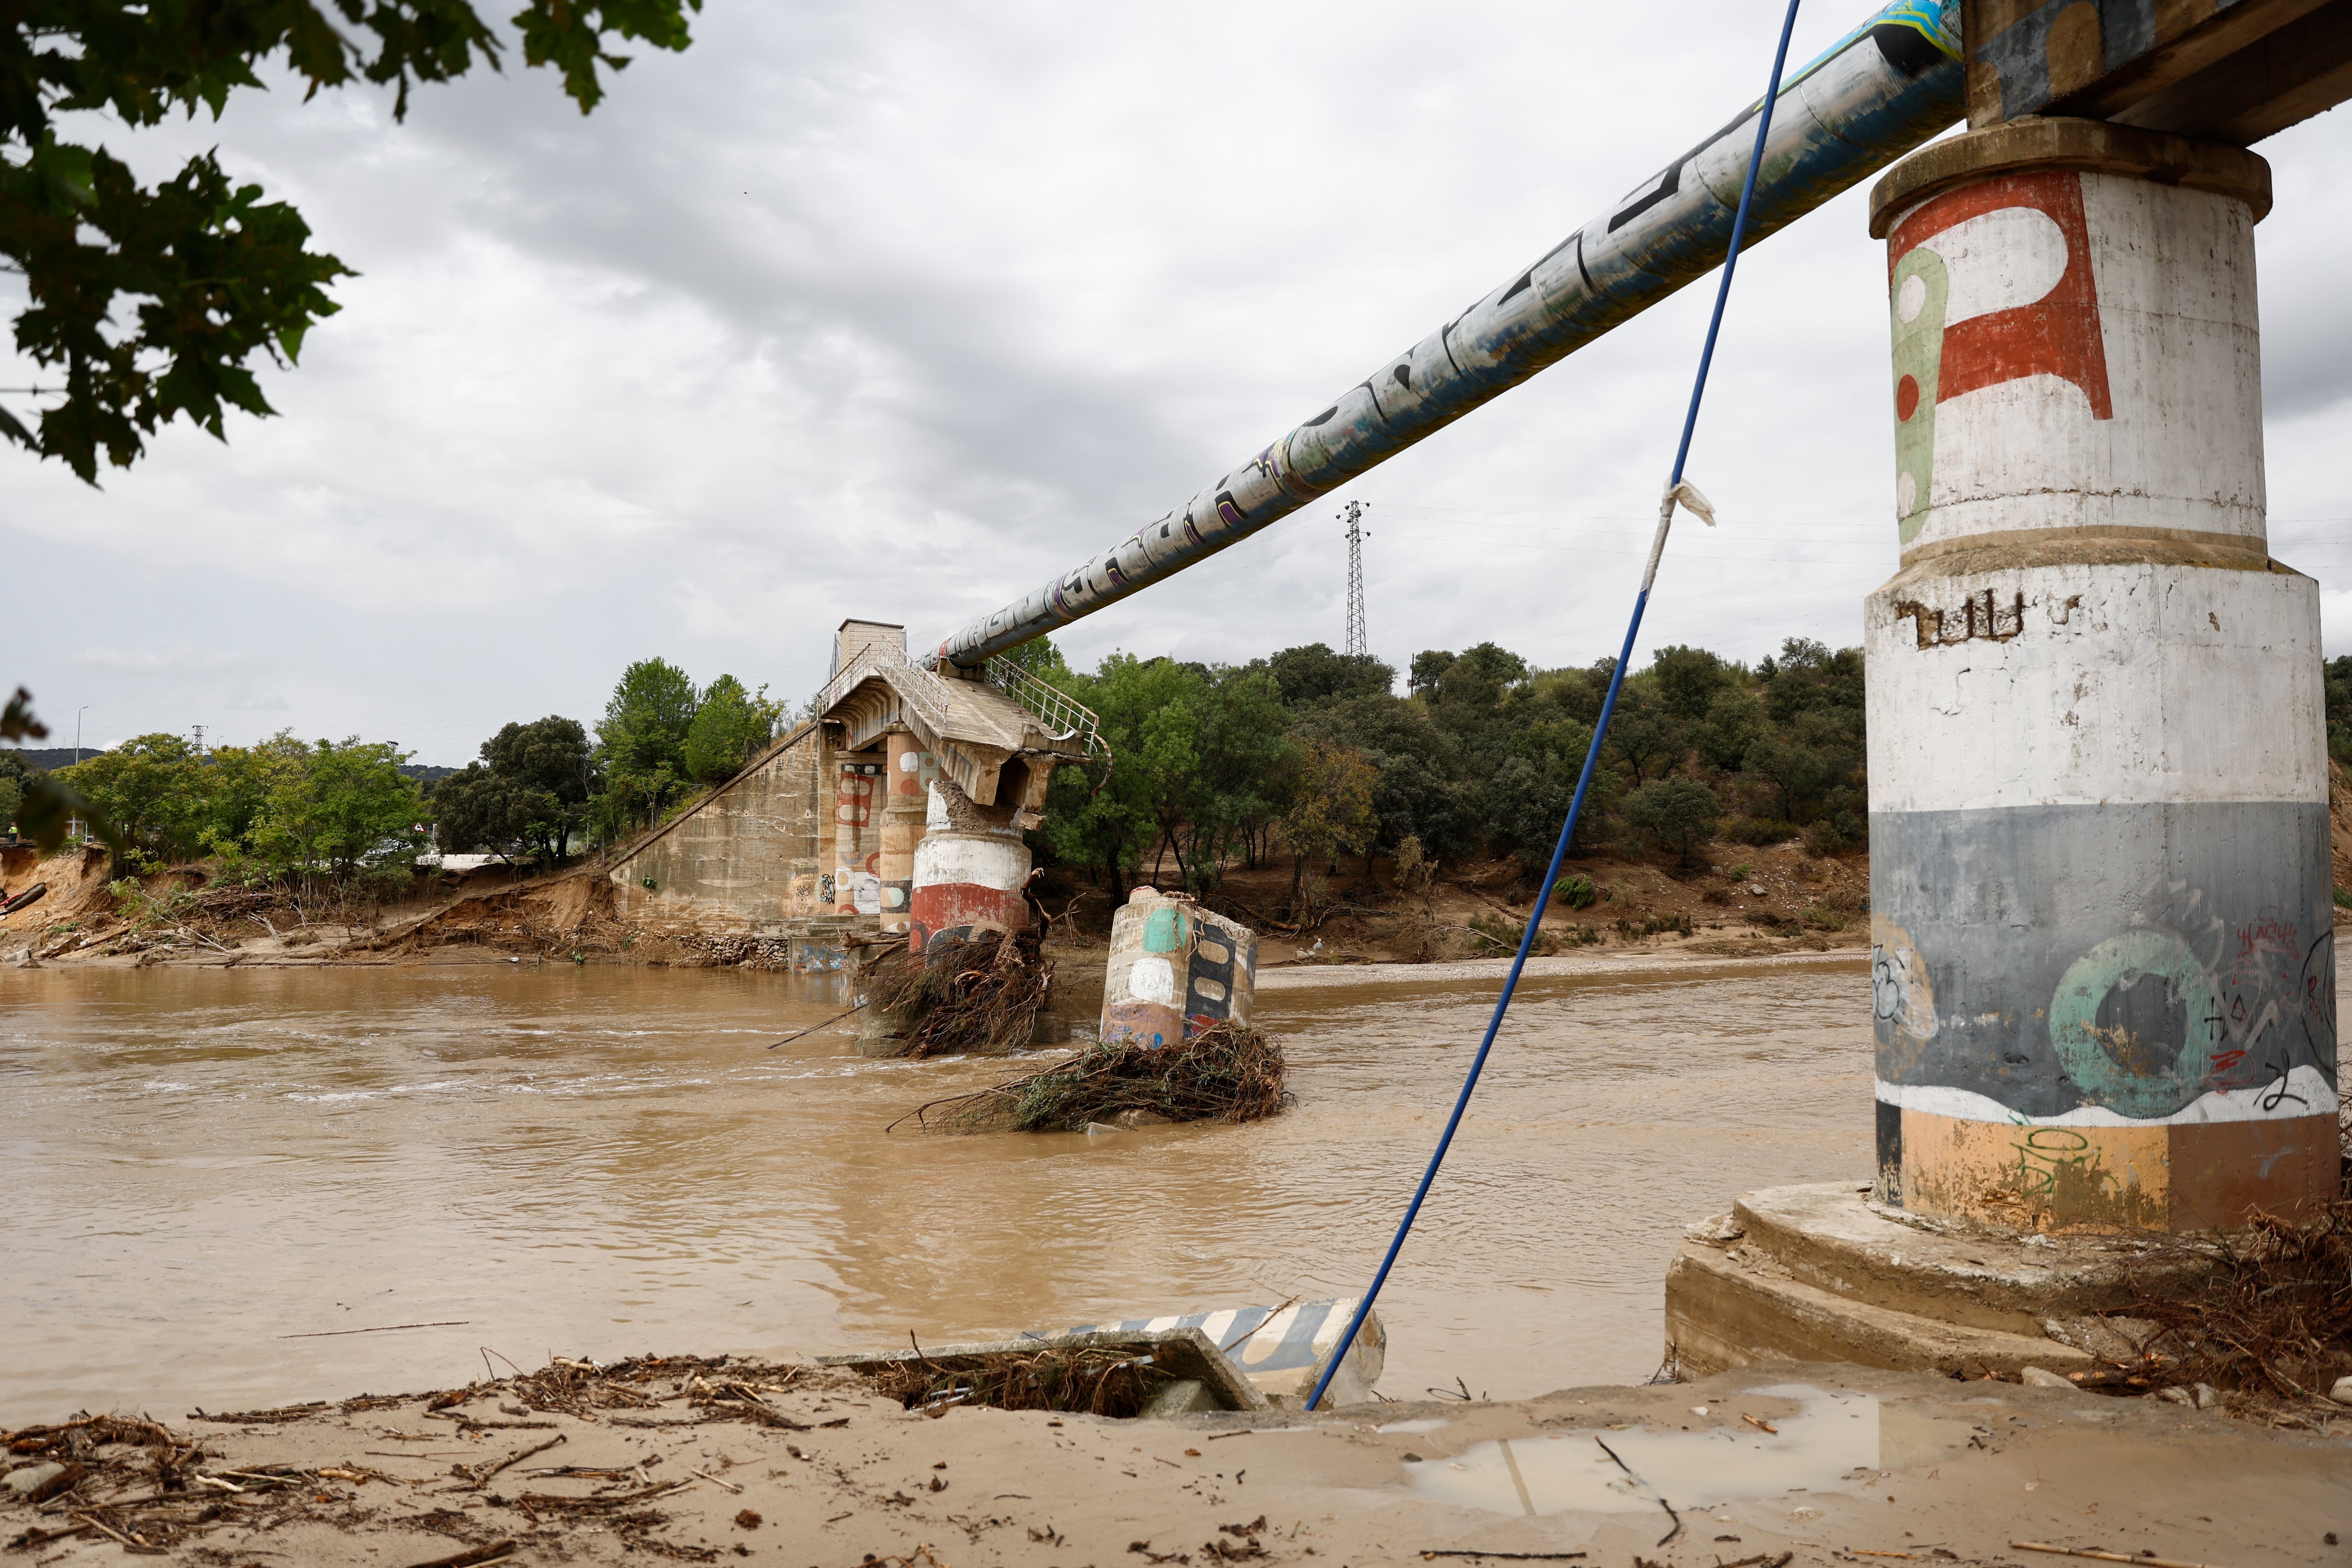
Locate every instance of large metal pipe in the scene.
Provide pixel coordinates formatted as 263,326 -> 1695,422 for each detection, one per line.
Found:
936,0 -> 1964,669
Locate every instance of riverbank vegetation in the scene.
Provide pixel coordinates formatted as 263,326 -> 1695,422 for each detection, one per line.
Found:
31,656 -> 783,884
1026,633 -> 1869,919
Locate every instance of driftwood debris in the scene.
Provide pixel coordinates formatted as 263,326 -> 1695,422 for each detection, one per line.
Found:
860,927 -> 1053,1058
2109,1199 -> 2352,1410
896,1019 -> 1289,1134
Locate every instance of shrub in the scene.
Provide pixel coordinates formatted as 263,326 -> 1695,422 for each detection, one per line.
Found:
1803,817 -> 1860,856
1721,817 -> 1798,846
1466,911 -> 1564,957
1613,912 -> 1692,939
1552,873 -> 1600,909
1622,778 -> 1722,867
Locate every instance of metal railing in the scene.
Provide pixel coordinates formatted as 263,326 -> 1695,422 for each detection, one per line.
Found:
810,645 -> 955,739
808,642 -> 1100,759
986,654 -> 1101,755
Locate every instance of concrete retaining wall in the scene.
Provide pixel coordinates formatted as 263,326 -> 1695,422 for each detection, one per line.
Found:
607,723 -> 834,931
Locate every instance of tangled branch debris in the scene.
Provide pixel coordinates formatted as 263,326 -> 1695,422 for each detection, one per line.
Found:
2,1354 -> 809,1562
2108,1199 -> 2352,1414
860,1342 -> 1175,1418
896,1020 -> 1290,1134
861,928 -> 1053,1058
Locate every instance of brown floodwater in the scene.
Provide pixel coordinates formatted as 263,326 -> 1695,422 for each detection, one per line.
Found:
0,956 -> 1873,1425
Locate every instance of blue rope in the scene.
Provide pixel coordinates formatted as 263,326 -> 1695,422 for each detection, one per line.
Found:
1305,0 -> 1805,1413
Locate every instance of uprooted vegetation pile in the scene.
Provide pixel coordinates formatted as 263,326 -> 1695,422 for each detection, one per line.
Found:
2,1353 -> 821,1563
2093,1199 -> 2352,1420
898,1020 -> 1290,1134
860,1344 -> 1176,1418
861,928 -> 1054,1057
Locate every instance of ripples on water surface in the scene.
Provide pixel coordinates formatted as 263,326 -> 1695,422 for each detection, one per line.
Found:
0,959 -> 1871,1423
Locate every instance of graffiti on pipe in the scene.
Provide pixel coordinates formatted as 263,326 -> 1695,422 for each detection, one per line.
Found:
938,2 -> 1963,667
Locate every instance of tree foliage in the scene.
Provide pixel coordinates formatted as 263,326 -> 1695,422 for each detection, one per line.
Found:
52,726 -> 425,878
243,736 -> 427,877
683,675 -> 780,784
0,687 -> 115,852
594,656 -> 698,832
1622,776 -> 1722,866
432,714 -> 594,860
1272,737 -> 1377,905
49,732 -> 212,858
1032,631 -> 1867,903
4,0 -> 702,482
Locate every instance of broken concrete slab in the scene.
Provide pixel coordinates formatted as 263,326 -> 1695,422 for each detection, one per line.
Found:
1071,1297 -> 1386,1408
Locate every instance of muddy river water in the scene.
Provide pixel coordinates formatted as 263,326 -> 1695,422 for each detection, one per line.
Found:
0,956 -> 1875,1425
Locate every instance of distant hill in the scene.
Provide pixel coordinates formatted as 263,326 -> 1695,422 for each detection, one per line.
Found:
1,748 -> 93,771
401,764 -> 458,784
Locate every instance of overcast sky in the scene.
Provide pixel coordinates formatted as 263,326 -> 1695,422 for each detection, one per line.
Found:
6,2 -> 2350,764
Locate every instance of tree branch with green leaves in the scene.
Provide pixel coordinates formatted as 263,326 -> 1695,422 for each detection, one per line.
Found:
3,0 -> 701,482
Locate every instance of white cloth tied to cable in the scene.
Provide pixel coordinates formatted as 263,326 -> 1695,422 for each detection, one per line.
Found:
1641,478 -> 1718,591
1662,478 -> 1717,527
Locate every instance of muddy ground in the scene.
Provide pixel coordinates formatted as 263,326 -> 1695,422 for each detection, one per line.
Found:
5,1358 -> 2345,1568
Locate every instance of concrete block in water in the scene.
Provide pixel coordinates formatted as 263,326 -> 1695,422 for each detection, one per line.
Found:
1100,887 -> 1258,1048
1072,1297 -> 1386,1409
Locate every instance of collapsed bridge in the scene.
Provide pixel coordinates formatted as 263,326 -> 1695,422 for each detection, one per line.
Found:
611,0 -> 2351,1282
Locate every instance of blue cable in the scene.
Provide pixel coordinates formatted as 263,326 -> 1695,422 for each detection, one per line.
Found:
1305,0 -> 1806,1412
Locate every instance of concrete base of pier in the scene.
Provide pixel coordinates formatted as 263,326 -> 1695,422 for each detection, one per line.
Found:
1664,1182 -> 2208,1380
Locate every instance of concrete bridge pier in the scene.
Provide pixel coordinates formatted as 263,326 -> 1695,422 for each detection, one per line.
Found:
907,780 -> 1032,955
832,754 -> 882,917
878,730 -> 928,935
1863,119 -> 2335,1235
1666,118 -> 2337,1379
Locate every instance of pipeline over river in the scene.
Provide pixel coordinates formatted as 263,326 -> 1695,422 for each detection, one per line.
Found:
937,0 -> 1963,669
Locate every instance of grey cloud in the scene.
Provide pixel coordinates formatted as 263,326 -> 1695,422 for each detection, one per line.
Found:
6,2 -> 2349,758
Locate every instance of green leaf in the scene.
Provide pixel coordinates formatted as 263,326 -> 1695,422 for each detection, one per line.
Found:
5,1 -> 699,481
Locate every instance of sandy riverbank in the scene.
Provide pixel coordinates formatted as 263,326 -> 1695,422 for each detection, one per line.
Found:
7,1359 -> 2344,1567
1256,947 -> 1867,989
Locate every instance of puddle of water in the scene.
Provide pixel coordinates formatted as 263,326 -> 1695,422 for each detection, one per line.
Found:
1407,1385 -> 1971,1518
